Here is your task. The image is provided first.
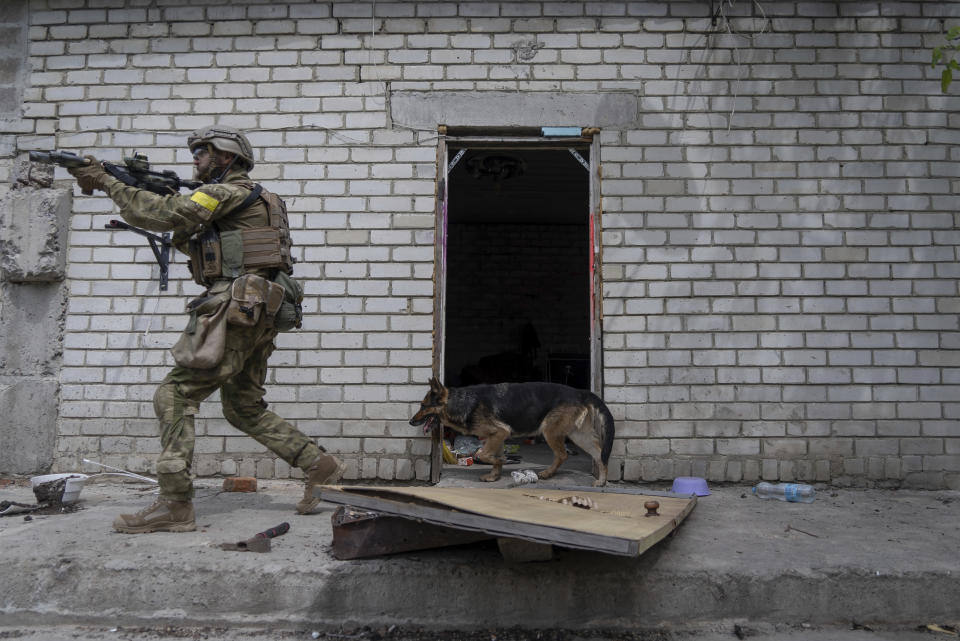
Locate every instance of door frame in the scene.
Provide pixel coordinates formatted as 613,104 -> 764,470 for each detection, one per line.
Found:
429,128 -> 603,482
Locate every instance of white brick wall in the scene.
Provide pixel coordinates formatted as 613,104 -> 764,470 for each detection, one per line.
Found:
5,0 -> 959,488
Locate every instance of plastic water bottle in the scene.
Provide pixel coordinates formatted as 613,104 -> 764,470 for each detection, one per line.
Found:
752,481 -> 815,503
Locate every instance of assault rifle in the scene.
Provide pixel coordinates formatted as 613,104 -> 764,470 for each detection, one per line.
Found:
29,150 -> 201,196
29,150 -> 184,291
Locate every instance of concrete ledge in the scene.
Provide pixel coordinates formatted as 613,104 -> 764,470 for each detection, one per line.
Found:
390,90 -> 640,129
0,481 -> 957,630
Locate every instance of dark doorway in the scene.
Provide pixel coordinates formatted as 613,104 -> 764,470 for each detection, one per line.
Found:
443,146 -> 591,390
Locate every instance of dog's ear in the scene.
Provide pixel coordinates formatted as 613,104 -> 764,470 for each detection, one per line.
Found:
429,376 -> 442,393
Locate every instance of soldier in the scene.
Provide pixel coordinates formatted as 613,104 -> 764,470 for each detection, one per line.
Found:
68,125 -> 344,533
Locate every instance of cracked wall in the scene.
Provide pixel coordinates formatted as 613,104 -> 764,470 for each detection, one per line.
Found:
0,0 -> 68,476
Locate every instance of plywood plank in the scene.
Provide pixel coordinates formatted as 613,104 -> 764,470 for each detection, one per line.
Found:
318,485 -> 696,557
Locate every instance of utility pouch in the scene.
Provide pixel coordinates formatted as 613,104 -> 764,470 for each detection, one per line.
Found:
272,270 -> 304,332
242,227 -> 287,270
219,229 -> 244,279
217,228 -> 289,278
187,227 -> 222,287
171,291 -> 230,369
226,273 -> 285,327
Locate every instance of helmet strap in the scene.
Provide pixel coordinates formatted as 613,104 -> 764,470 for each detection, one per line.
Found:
211,154 -> 238,184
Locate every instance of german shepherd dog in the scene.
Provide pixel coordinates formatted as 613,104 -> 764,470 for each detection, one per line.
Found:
410,378 -> 615,486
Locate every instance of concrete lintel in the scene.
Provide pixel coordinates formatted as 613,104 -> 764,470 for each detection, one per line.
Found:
390,91 -> 639,131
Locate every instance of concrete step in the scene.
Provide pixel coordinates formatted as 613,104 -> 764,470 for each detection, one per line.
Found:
0,478 -> 957,631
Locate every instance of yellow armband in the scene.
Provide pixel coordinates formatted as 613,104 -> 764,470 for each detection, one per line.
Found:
190,191 -> 220,212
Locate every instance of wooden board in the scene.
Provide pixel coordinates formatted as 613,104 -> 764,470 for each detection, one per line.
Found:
318,485 -> 696,557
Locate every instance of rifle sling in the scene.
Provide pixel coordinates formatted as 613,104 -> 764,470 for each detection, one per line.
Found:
235,184 -> 263,213
104,163 -> 138,187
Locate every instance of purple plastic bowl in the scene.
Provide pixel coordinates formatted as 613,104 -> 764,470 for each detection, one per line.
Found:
671,476 -> 710,496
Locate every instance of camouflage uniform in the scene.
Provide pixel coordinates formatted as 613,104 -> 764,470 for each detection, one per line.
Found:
69,127 -> 342,532
101,169 -> 326,502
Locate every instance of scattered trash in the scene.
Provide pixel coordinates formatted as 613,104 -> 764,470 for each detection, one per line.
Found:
0,500 -> 37,516
82,459 -> 158,484
441,440 -> 457,464
511,469 -> 539,484
3,474 -> 90,516
30,473 -> 86,505
29,468 -> 155,506
222,477 -> 257,492
671,476 -> 710,496
752,482 -> 816,503
558,495 -> 596,509
923,624 -> 958,636
452,435 -> 482,457
526,493 -> 597,510
785,524 -> 819,538
311,632 -> 321,639
219,522 -> 290,553
457,457 -> 473,466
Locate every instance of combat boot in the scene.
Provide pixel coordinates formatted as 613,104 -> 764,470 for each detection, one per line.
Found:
296,451 -> 346,514
112,498 -> 196,534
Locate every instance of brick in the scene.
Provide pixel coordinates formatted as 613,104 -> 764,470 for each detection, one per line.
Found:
222,477 -> 258,492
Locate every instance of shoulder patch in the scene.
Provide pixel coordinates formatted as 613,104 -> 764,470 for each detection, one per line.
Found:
190,191 -> 220,212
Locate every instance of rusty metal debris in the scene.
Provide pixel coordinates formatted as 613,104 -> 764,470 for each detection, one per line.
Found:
219,522 -> 290,553
0,500 -> 38,516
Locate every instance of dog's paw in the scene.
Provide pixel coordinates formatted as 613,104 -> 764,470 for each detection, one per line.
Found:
480,473 -> 500,482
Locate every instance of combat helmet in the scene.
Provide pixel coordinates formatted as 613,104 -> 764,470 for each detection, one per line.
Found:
188,125 -> 255,170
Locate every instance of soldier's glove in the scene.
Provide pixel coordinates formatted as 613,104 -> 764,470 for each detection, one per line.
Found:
67,155 -> 110,195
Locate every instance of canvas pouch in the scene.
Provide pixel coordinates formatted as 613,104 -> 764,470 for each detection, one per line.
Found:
272,270 -> 303,332
171,291 -> 231,369
226,273 -> 285,327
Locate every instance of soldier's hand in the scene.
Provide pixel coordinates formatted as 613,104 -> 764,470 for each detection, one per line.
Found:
67,155 -> 109,195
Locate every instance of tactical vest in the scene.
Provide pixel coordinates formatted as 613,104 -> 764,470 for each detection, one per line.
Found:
188,182 -> 294,288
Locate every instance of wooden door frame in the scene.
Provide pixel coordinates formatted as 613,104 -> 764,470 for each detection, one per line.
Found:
429,128 -> 603,483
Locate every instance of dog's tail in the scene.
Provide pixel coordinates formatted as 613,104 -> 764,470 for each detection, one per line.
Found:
587,394 -> 615,464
